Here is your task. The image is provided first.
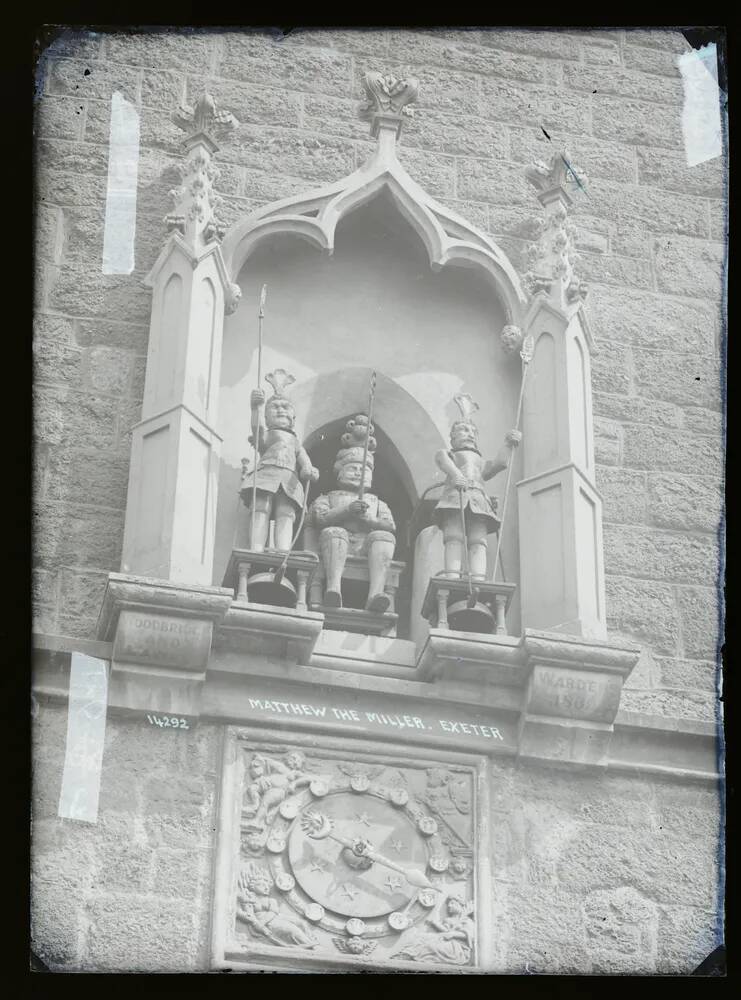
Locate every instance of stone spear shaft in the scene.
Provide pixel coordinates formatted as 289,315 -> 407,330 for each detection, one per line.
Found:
357,370 -> 377,503
492,334 -> 534,583
250,284 -> 268,549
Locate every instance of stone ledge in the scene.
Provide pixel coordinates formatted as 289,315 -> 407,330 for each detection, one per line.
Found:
30,632 -> 721,781
212,604 -> 325,665
416,628 -> 524,683
523,628 -> 642,676
97,572 -> 234,641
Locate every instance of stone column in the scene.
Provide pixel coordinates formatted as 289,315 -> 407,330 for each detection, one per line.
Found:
517,152 -> 607,640
120,94 -> 241,586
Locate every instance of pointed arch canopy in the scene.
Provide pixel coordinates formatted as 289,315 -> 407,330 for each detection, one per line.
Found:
221,135 -> 528,327
290,366 -> 448,505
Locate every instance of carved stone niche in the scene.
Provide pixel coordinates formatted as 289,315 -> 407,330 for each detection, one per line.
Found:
211,731 -> 488,973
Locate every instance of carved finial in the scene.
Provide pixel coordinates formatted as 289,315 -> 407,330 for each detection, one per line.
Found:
265,368 -> 296,399
453,393 -> 479,424
165,92 -> 238,253
359,70 -> 419,139
523,150 -> 588,311
172,91 -> 238,148
525,150 -> 589,206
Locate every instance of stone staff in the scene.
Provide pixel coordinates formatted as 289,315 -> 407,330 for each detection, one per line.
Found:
491,334 -> 534,582
358,370 -> 377,504
250,283 -> 267,548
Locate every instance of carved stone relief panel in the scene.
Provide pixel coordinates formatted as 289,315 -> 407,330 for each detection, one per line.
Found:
212,730 -> 486,972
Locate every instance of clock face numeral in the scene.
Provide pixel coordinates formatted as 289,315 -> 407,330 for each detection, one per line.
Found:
390,788 -> 409,807
346,918 -> 366,936
350,775 -> 370,792
304,902 -> 324,922
388,912 -> 411,931
280,800 -> 299,820
417,816 -> 438,836
275,872 -> 295,891
429,855 -> 449,873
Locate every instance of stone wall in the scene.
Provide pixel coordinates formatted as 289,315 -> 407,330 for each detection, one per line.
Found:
33,26 -> 725,723
32,698 -> 220,972
32,26 -> 725,974
31,702 -> 721,973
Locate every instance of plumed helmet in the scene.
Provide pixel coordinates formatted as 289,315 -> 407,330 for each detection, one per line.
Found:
334,415 -> 376,477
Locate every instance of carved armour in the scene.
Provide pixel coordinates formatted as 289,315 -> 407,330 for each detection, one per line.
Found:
433,450 -> 499,532
243,428 -> 311,511
310,490 -> 395,554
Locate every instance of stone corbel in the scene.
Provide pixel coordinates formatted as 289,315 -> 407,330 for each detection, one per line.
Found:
97,573 -> 233,717
518,630 -> 641,768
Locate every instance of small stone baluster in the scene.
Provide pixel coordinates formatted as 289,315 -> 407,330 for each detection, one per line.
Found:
436,588 -> 450,630
494,595 -> 507,636
296,570 -> 309,612
237,562 -> 250,603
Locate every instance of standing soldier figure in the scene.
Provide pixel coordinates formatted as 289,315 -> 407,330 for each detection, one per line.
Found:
434,393 -> 521,581
240,368 -> 319,552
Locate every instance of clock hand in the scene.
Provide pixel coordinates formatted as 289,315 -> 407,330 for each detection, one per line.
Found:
301,811 -> 436,890
361,844 -> 433,889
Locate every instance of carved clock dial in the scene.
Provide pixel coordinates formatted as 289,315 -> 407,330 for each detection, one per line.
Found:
289,792 -> 428,918
228,740 -> 478,969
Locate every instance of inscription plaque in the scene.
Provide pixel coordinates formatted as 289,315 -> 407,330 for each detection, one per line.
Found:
113,610 -> 212,672
527,665 -> 622,723
205,672 -> 517,754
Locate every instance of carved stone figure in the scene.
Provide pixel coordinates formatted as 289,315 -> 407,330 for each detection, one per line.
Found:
237,865 -> 317,949
240,369 -> 319,551
242,750 -> 315,831
394,893 -> 475,966
334,936 -> 378,958
433,393 -> 521,580
424,768 -> 472,817
308,416 -> 396,612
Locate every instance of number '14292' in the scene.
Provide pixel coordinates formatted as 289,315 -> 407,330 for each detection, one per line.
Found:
146,714 -> 190,730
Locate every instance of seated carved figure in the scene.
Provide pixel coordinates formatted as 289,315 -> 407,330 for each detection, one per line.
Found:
308,416 -> 396,613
